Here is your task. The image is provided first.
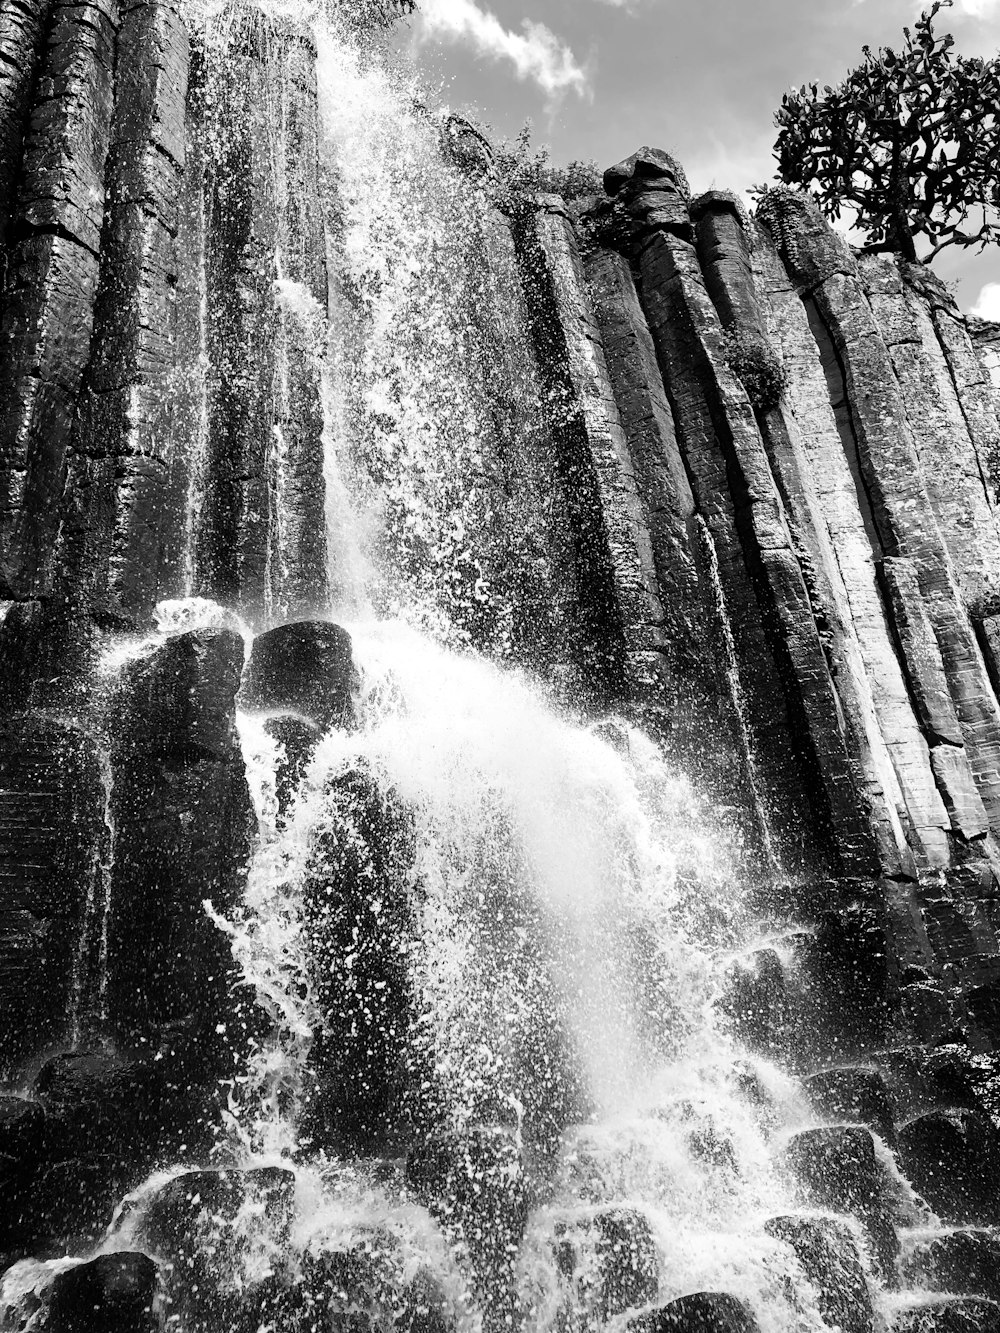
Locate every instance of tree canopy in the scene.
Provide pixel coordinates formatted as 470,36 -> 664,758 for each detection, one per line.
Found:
772,0 -> 1000,262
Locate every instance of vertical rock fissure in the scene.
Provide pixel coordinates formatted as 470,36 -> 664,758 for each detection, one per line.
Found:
802,294 -> 887,567
703,371 -> 849,871
621,253 -> 782,868
511,207 -> 634,704
695,513 -> 783,877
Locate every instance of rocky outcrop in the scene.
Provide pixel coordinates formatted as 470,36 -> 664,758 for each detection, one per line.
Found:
105,627 -> 252,1068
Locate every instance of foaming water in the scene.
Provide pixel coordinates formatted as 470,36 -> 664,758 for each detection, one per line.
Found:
197,617 -> 858,1330
314,33 -> 571,660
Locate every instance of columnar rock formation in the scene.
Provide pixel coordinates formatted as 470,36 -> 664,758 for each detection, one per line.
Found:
6,4 -> 1000,1331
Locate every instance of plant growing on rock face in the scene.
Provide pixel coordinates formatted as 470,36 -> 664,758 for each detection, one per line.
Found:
722,327 -> 787,413
489,124 -> 603,212
772,0 -> 1000,262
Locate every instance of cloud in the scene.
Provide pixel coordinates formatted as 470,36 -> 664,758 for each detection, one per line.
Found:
956,0 -> 1000,13
414,0 -> 589,98
970,282 -> 1000,319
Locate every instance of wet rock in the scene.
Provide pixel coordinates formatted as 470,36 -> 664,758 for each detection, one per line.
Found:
782,1126 -> 897,1276
240,620 -> 355,730
140,1166 -> 296,1262
764,1214 -> 874,1333
139,1167 -> 295,1333
897,1110 -> 1000,1225
22,1051 -> 144,1247
796,907 -> 891,1056
440,112 -> 493,178
302,763 -> 420,1155
803,1066 -> 896,1147
0,0 -> 119,598
892,1297 -> 1000,1333
0,599 -> 127,714
0,714 -> 110,1072
0,1097 -> 44,1167
717,949 -> 789,1055
0,1097 -> 44,1252
546,1206 -> 660,1325
731,1062 -> 781,1134
269,1229 -> 453,1333
114,626 -> 246,761
627,1291 -> 761,1333
900,981 -> 964,1047
406,1124 -> 529,1322
264,712 -> 321,816
901,1229 -> 1000,1302
34,1051 -> 141,1152
875,1048 -> 979,1121
105,627 -> 252,1090
46,1252 -> 158,1333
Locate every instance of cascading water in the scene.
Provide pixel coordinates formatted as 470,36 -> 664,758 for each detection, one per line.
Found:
0,5 -> 969,1333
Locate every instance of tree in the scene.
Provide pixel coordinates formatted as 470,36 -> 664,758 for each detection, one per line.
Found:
772,1 -> 1000,262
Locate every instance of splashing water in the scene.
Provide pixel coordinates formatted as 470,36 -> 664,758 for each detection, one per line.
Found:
0,9 -> 924,1333
209,614 -> 853,1330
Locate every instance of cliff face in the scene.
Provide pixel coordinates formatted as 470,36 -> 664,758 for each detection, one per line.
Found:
4,1 -> 1000,1052
7,4 -> 1000,1317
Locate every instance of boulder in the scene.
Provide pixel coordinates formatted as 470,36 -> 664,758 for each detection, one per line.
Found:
897,1110 -> 1000,1225
803,1067 -> 896,1146
302,763 -> 420,1155
114,626 -> 246,763
603,147 -> 688,200
782,1126 -> 897,1276
901,1229 -> 1000,1302
240,620 -> 355,730
764,1214 -> 874,1333
406,1124 -> 528,1321
545,1206 -> 660,1325
139,1167 -> 296,1333
267,1229 -> 454,1333
45,1252 -> 158,1333
891,1297 -> 1000,1333
140,1166 -> 296,1264
627,1292 -> 760,1333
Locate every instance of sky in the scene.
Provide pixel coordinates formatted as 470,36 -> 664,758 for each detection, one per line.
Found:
391,0 -> 1000,314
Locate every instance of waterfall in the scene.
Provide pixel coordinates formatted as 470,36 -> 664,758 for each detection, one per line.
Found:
3,2 -> 991,1332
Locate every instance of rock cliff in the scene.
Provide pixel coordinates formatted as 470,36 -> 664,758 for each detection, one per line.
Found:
5,5 -> 1000,1330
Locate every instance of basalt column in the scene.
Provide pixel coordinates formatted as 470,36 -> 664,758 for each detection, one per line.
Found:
0,0 -> 119,598
581,230 -> 777,866
60,0 -> 192,615
588,150 -> 868,883
510,194 -> 671,720
192,10 -> 330,620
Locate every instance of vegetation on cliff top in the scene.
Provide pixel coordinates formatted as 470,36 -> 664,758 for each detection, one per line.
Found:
773,0 -> 1000,263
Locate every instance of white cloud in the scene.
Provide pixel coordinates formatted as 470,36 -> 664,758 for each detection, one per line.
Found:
970,282 -> 1000,320
414,0 -> 589,99
957,0 -> 1000,13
